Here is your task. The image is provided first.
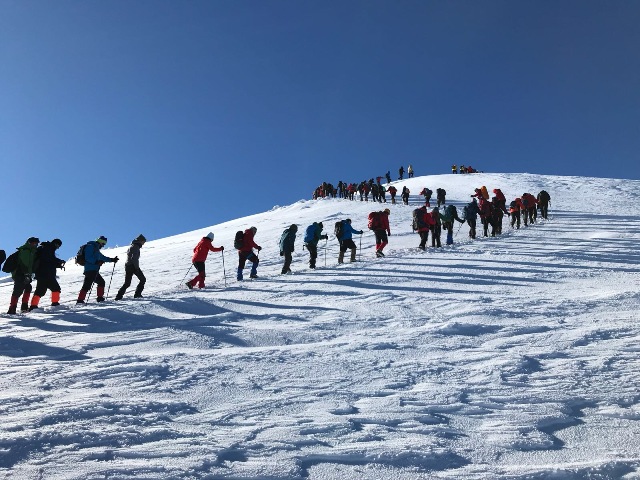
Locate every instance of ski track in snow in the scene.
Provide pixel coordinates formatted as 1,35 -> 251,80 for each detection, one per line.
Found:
1,173 -> 639,479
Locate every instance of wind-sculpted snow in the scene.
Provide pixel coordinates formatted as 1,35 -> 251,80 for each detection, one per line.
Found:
1,173 -> 639,478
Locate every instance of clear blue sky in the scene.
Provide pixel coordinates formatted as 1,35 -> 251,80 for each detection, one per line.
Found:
1,0 -> 638,259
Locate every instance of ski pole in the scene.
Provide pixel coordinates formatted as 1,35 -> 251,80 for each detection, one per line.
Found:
180,264 -> 193,287
359,233 -> 362,262
105,261 -> 117,300
221,249 -> 227,287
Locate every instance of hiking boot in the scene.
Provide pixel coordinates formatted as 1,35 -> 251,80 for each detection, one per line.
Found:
249,273 -> 258,279
7,306 -> 17,315
376,251 -> 384,258
418,245 -> 426,251
133,294 -> 143,298
96,297 -> 105,303
21,303 -> 29,312
28,305 -> 38,312
51,302 -> 60,306
114,295 -> 123,301
185,282 -> 193,290
76,300 -> 85,304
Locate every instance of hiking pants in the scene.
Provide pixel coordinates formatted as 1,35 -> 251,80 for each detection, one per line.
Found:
374,230 -> 388,252
467,218 -> 477,239
34,277 -> 61,297
539,202 -> 549,219
511,211 -> 521,229
78,270 -> 106,301
306,243 -> 318,268
431,225 -> 442,247
281,251 -> 292,274
117,264 -> 146,297
418,231 -> 429,249
481,217 -> 490,237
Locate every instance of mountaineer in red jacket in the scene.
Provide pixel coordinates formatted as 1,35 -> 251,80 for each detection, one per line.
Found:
237,227 -> 262,280
522,192 -> 538,224
509,198 -> 524,229
186,232 -> 224,289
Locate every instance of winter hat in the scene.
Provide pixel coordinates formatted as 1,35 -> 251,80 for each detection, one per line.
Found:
290,224 -> 298,231
135,234 -> 147,243
384,208 -> 390,215
250,226 -> 257,234
96,236 -> 108,246
206,232 -> 214,241
27,237 -> 40,245
318,222 -> 323,229
52,238 -> 62,247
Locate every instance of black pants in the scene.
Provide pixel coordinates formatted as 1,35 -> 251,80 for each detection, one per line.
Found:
539,202 -> 548,219
12,277 -> 32,298
340,239 -> 357,253
81,270 -> 105,291
511,211 -> 521,228
34,277 -> 61,297
116,264 -> 146,298
467,218 -> 477,239
281,251 -> 293,273
306,243 -> 318,268
431,225 -> 441,247
418,231 -> 429,248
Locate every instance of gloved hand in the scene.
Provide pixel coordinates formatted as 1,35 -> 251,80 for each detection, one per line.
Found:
113,256 -> 119,263
257,246 -> 262,252
24,274 -> 32,284
220,246 -> 224,251
280,251 -> 284,257
321,235 -> 328,240
359,231 -> 364,235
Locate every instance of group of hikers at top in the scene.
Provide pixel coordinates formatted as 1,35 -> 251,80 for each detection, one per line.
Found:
1,186 -> 551,313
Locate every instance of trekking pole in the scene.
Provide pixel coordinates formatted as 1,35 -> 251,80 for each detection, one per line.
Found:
105,262 -> 117,300
180,265 -> 193,287
359,234 -> 362,262
324,238 -> 327,267
87,280 -> 95,302
221,249 -> 227,287
455,221 -> 464,237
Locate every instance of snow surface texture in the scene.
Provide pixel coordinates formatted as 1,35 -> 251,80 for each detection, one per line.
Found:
1,173 -> 639,479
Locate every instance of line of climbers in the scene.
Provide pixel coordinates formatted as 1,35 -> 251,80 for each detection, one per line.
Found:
1,189 -> 551,312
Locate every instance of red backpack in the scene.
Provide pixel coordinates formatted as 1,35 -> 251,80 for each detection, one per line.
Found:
368,211 -> 382,230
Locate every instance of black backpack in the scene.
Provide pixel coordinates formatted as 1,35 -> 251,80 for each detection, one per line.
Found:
412,208 -> 426,231
334,220 -> 345,240
75,244 -> 87,266
2,251 -> 19,273
539,190 -> 550,202
0,250 -> 5,269
233,231 -> 244,250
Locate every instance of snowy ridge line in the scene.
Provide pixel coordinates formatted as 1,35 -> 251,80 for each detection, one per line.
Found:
1,173 -> 640,479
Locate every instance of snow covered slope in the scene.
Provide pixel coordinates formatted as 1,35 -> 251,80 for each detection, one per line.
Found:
1,173 -> 640,479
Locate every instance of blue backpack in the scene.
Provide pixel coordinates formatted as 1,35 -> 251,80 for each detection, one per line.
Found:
304,224 -> 317,243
